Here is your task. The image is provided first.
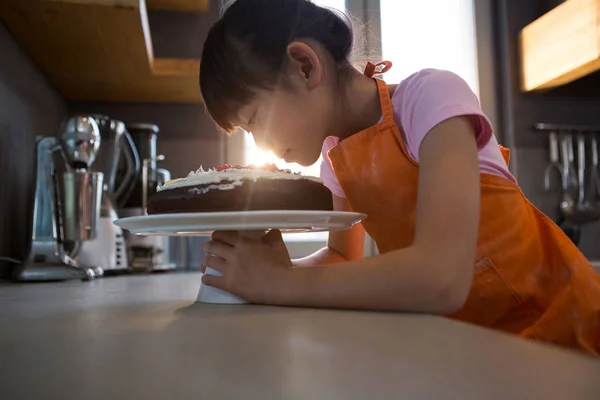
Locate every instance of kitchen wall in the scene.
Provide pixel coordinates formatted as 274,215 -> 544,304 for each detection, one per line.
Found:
494,0 -> 600,259
0,23 -> 67,278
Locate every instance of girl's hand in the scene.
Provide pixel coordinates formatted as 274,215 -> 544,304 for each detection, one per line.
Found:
200,230 -> 293,304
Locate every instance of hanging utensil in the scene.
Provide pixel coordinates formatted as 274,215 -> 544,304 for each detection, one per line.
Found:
572,133 -> 600,219
559,132 -> 576,217
590,134 -> 600,204
558,131 -> 580,245
566,133 -> 578,189
576,133 -> 587,207
544,131 -> 563,191
560,132 -> 600,245
575,133 -> 600,218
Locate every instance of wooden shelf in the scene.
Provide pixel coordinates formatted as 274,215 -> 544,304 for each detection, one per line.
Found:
520,0 -> 600,92
0,0 -> 206,103
147,0 -> 209,13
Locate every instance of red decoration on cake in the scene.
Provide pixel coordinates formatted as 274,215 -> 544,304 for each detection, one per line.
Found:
215,164 -> 231,171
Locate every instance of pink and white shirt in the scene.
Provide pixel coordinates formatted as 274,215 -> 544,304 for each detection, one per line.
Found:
320,68 -> 515,198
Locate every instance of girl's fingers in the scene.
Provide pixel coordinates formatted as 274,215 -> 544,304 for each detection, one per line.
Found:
211,231 -> 240,246
204,240 -> 234,260
201,273 -> 227,290
202,254 -> 228,274
264,229 -> 283,244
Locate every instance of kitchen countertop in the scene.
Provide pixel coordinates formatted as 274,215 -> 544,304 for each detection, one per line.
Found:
1,273 -> 599,399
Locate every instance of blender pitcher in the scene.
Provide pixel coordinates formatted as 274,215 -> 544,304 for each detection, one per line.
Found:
54,171 -> 103,260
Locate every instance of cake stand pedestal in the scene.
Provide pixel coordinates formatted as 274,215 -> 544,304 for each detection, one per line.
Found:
197,230 -> 265,304
197,267 -> 248,304
113,210 -> 366,305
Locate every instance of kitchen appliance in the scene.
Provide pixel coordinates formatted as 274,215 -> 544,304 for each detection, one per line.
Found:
118,208 -> 175,272
18,116 -> 105,281
119,123 -> 175,272
77,115 -> 140,274
123,123 -> 160,209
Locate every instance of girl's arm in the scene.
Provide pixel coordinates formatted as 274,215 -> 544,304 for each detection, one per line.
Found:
274,116 -> 480,314
292,195 -> 366,266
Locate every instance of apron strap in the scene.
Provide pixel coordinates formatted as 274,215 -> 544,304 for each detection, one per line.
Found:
374,79 -> 395,123
364,61 -> 395,123
364,61 -> 393,78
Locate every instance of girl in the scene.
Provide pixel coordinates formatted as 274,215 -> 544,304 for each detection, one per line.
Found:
199,0 -> 600,354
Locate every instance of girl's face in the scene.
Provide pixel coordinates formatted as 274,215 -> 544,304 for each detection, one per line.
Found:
238,85 -> 334,166
236,42 -> 338,167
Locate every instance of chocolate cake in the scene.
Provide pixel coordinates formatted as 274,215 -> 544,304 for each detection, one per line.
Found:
147,164 -> 333,214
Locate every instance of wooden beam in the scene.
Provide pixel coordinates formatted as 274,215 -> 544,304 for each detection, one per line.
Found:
152,58 -> 200,77
146,0 -> 209,13
50,72 -> 202,103
0,0 -> 152,79
0,0 -> 202,103
520,0 -> 600,92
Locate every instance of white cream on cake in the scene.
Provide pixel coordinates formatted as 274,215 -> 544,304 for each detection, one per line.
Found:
158,164 -> 323,192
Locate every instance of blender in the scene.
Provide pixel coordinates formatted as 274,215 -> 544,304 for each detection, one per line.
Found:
18,116 -> 105,281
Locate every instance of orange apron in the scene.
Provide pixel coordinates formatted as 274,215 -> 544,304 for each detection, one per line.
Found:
328,66 -> 600,355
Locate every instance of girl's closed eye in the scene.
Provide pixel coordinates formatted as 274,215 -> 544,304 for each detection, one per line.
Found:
248,112 -> 257,126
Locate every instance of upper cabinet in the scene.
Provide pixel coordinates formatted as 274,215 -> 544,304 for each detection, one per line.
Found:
520,0 -> 600,92
0,0 -> 209,103
147,0 -> 209,13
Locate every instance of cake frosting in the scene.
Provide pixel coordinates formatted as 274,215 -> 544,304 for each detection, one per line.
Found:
158,163 -> 322,193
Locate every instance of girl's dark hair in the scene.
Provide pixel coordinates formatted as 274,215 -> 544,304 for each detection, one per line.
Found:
200,0 -> 355,133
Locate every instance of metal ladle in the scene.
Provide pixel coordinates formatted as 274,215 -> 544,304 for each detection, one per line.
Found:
558,132 -> 581,244
559,132 -> 576,217
576,133 -> 590,209
544,131 -> 563,191
589,135 -> 600,205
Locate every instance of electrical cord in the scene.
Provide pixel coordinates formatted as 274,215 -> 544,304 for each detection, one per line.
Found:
0,257 -> 22,264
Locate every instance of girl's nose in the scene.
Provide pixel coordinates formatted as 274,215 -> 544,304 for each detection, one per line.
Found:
252,133 -> 273,152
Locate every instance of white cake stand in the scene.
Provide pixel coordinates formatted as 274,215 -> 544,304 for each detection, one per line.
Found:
114,210 -> 366,304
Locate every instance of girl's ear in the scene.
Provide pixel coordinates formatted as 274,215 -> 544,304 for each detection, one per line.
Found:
286,41 -> 323,90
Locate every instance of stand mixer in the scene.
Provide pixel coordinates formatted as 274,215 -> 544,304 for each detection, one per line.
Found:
18,116 -> 105,281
